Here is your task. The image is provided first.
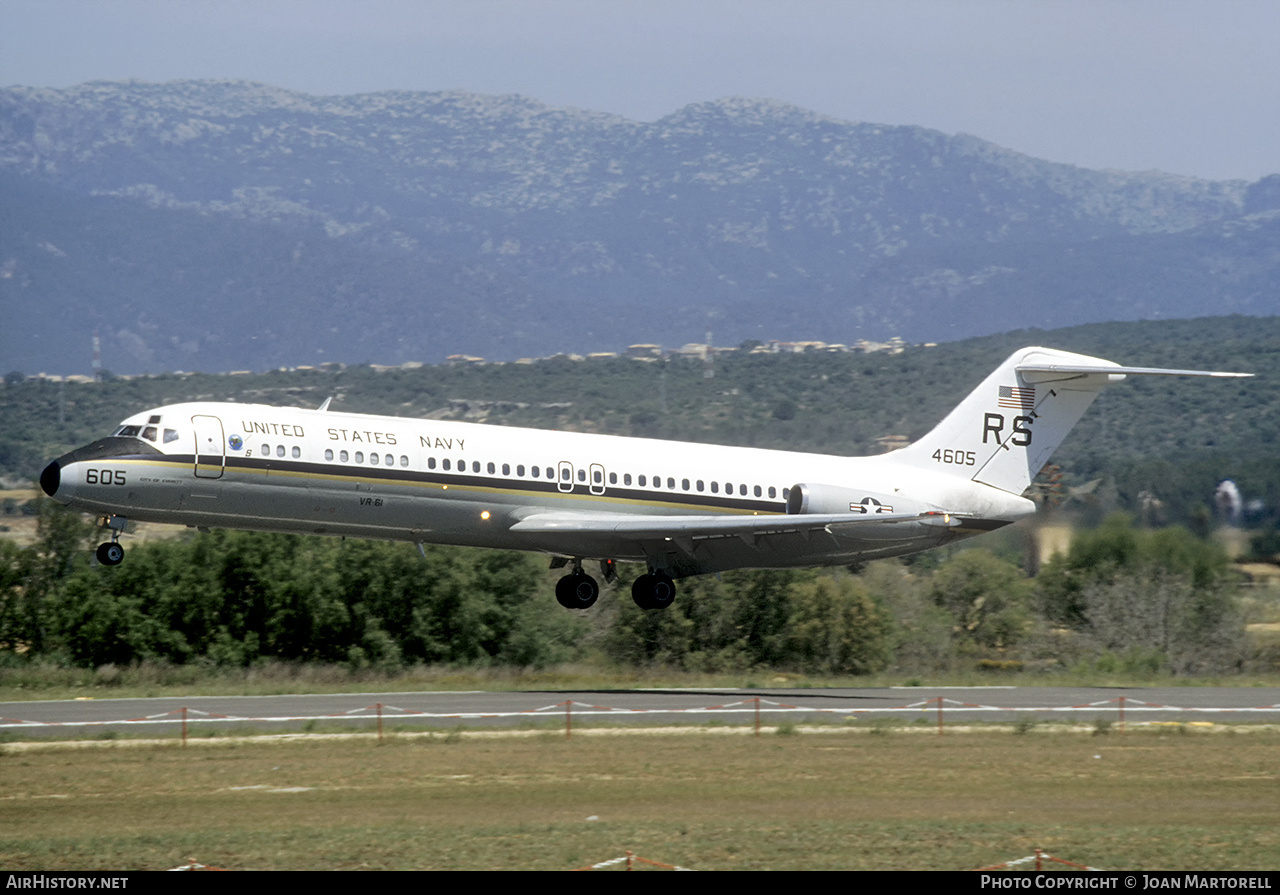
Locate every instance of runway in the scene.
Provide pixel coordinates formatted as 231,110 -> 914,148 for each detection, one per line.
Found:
3,686 -> 1279,737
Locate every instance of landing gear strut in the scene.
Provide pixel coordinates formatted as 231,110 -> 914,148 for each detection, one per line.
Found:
555,559 -> 599,609
631,571 -> 676,610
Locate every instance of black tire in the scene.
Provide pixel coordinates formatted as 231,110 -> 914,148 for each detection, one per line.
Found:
631,574 -> 655,609
555,572 -> 599,609
96,542 -> 124,566
631,572 -> 676,610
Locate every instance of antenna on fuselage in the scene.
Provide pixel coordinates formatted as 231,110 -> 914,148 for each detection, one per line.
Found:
317,397 -> 333,412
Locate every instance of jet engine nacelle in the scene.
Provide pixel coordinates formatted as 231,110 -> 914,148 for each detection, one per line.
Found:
787,483 -> 922,517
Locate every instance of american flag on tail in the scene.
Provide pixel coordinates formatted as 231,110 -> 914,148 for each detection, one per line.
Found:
998,385 -> 1035,409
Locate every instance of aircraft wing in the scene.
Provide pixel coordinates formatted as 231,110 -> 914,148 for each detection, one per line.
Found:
509,509 -> 962,537
507,509 -> 969,576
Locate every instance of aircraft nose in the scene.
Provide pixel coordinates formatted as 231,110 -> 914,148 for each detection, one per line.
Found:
40,460 -> 61,498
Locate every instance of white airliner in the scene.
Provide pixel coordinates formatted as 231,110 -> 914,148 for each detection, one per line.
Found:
40,346 -> 1248,610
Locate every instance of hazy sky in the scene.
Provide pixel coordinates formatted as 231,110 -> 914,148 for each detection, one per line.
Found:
2,0 -> 1277,181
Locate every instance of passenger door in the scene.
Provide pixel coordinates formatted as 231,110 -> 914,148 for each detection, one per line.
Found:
192,415 -> 225,479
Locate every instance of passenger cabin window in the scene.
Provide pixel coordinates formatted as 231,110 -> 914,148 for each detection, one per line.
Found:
517,465 -> 525,476
293,447 -> 301,459
325,449 -> 334,461
370,453 -> 380,465
400,456 -> 408,467
276,445 -> 285,458
355,452 -> 364,463
340,450 -> 349,462
443,459 -> 451,471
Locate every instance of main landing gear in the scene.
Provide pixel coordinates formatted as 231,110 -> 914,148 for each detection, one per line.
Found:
552,559 -> 676,611
94,515 -> 129,566
555,569 -> 599,609
555,558 -> 613,609
631,571 -> 676,610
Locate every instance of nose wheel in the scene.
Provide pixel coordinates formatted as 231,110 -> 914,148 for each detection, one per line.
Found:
94,515 -> 129,566
95,541 -> 124,566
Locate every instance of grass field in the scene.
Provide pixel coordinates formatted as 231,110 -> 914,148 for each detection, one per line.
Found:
2,725 -> 1277,870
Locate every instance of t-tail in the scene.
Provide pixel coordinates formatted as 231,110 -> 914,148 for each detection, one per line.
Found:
896,346 -> 1251,497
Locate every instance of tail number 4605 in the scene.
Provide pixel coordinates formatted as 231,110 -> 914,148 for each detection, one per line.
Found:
932,449 -> 976,467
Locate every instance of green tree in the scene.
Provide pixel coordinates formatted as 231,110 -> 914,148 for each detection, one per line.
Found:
929,550 -> 1032,651
783,574 -> 893,675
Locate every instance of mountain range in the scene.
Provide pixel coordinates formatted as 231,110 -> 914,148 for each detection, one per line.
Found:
2,80 -> 1278,375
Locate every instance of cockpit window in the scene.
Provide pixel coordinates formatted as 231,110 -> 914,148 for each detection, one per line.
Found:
163,429 -> 180,444
141,427 -> 158,442
115,425 -> 142,437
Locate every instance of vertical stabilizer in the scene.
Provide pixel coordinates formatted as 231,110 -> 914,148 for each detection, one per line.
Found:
896,347 -> 1120,496
895,346 -> 1249,496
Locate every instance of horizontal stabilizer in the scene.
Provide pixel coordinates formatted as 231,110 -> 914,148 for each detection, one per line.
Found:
1018,362 -> 1252,382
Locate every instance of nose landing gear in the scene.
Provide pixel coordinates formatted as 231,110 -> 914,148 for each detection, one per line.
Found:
94,515 -> 130,566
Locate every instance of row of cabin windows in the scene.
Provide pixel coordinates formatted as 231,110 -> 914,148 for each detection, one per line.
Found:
423,457 -> 777,498
304,445 -> 784,501
318,447 -> 409,467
